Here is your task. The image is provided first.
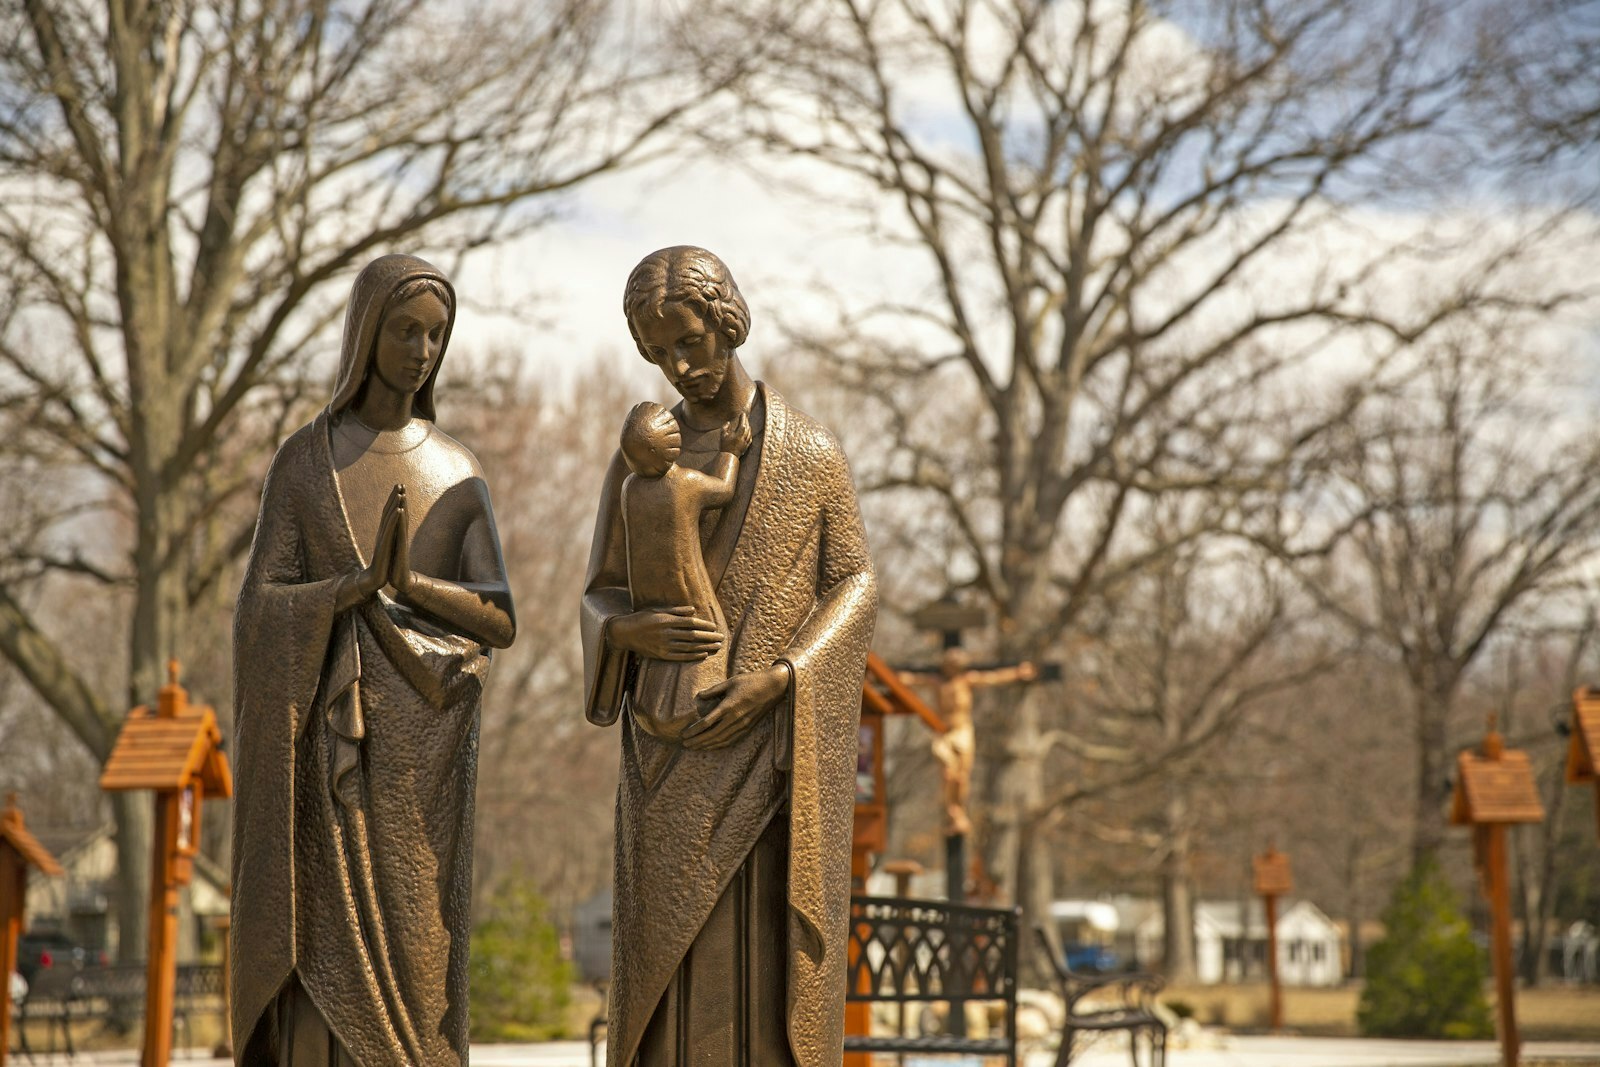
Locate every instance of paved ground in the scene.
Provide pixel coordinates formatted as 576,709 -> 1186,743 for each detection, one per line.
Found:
1061,1035 -> 1600,1066
12,1037 -> 1600,1065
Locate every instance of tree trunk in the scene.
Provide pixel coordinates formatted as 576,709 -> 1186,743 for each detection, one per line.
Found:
1008,693 -> 1054,986
108,792 -> 153,962
114,476 -> 189,963
1517,773 -> 1568,985
1161,788 -> 1197,984
1345,840 -> 1366,979
1412,685 -> 1454,864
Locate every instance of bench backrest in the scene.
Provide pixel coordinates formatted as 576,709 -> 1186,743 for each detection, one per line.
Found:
29,964 -> 224,1005
845,895 -> 1019,1004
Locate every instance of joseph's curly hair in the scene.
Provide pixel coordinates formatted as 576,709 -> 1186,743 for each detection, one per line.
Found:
623,246 -> 751,360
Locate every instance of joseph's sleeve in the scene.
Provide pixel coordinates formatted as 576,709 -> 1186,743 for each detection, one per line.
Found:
777,439 -> 878,717
581,450 -> 634,726
771,432 -> 877,1047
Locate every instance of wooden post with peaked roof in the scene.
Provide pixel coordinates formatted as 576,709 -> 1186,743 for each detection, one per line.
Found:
1252,846 -> 1293,1034
845,653 -> 948,1067
1450,716 -> 1544,1067
1568,688 -> 1600,842
99,662 -> 232,1067
854,652 -> 949,886
1,795 -> 63,1067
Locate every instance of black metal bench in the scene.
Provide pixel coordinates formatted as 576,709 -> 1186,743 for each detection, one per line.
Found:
844,895 -> 1019,1065
14,966 -> 84,1058
1035,928 -> 1166,1067
13,963 -> 223,1057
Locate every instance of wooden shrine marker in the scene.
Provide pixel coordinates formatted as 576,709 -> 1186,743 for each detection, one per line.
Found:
99,661 -> 231,1067
1452,751 -> 1544,826
846,653 -> 947,1067
853,652 -> 947,885
1567,688 -> 1600,841
1252,847 -> 1293,1033
1253,846 -> 1293,898
1,795 -> 63,1067
1450,718 -> 1543,1067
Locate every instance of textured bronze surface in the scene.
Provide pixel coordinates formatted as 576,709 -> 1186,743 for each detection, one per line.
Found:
582,247 -> 877,1067
232,254 -> 515,1067
619,401 -> 751,741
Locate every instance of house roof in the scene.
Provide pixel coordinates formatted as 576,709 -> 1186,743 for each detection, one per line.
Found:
28,823 -> 113,866
1137,898 -> 1341,940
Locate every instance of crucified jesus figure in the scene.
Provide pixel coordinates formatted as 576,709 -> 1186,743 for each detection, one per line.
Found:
900,648 -> 1036,837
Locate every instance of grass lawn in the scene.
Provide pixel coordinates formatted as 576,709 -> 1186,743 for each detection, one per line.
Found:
1159,982 -> 1600,1041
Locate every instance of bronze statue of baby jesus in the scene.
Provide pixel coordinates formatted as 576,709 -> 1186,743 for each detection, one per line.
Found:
619,401 -> 753,740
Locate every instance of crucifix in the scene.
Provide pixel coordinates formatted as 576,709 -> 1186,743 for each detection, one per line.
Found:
898,647 -> 1037,841
900,594 -> 1047,905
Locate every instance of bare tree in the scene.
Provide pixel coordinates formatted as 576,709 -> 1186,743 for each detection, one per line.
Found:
1059,515 -> 1339,981
0,0 -> 728,957
692,0 -> 1534,936
445,359 -> 646,917
1264,330 -> 1600,864
1471,0 -> 1600,166
1234,652 -> 1416,978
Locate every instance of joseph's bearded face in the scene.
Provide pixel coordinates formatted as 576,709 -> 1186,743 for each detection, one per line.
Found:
632,299 -> 731,404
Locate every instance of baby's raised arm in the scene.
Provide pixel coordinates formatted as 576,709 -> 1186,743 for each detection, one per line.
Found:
683,412 -> 752,508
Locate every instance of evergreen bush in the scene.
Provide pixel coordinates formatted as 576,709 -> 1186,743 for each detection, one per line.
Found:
1357,858 -> 1492,1039
470,881 -> 574,1041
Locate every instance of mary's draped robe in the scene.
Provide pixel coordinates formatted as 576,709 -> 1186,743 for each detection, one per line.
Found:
232,254 -> 503,1067
582,383 -> 877,1067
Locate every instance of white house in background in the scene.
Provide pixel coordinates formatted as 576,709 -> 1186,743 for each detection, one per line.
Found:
1135,899 -> 1345,986
24,823 -> 229,963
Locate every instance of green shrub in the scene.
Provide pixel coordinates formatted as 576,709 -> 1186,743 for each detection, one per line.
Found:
470,881 -> 574,1041
1357,858 -> 1492,1039
1163,998 -> 1196,1020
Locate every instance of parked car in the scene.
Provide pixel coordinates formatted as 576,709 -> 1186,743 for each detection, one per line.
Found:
1063,942 -> 1122,975
15,930 -> 106,990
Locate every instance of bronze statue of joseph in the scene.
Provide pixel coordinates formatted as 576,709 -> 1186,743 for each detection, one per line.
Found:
582,246 -> 878,1067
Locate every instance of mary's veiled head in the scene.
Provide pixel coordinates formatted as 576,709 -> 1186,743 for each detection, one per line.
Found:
329,254 -> 457,421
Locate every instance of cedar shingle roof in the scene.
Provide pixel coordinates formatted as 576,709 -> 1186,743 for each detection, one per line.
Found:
0,799 -> 64,876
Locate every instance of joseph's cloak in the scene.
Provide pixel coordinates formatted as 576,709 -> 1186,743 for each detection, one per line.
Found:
581,383 -> 878,1067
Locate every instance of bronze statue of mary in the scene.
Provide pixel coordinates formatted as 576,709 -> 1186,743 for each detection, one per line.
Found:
583,246 -> 877,1066
232,254 -> 515,1067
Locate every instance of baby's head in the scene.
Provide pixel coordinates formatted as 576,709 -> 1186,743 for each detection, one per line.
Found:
620,401 -> 682,478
